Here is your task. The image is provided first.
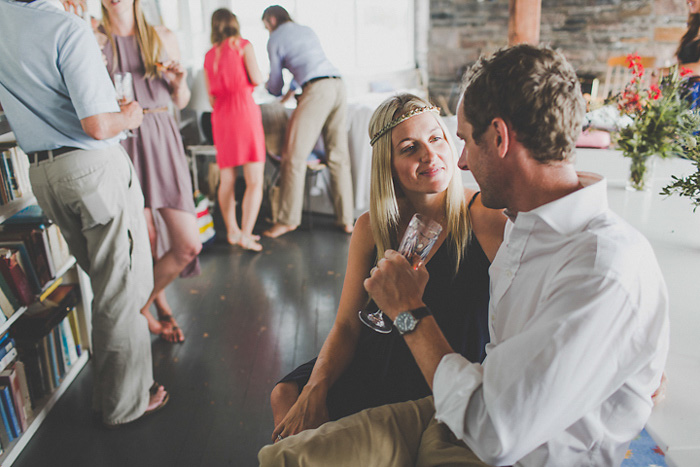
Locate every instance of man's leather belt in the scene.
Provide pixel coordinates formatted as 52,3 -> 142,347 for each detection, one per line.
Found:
302,76 -> 340,88
30,146 -> 80,163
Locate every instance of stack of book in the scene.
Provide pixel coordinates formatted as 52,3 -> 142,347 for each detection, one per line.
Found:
0,205 -> 72,321
0,332 -> 33,452
0,284 -> 83,450
0,144 -> 31,207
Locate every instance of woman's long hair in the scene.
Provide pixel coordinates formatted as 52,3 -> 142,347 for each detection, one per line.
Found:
368,94 -> 471,273
209,9 -> 242,74
102,0 -> 163,79
677,13 -> 700,61
210,9 -> 240,45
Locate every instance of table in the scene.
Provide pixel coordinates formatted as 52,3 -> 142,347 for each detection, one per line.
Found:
461,148 -> 700,467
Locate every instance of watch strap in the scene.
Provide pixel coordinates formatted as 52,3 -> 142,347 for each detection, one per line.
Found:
409,306 -> 431,320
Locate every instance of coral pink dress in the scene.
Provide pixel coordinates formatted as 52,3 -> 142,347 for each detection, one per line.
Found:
204,38 -> 265,168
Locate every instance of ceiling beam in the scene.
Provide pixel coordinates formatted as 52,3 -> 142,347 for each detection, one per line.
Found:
509,0 -> 541,46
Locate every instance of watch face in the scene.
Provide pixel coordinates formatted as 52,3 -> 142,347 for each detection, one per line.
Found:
395,312 -> 416,334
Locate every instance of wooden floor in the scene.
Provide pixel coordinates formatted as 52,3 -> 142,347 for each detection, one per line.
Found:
12,214 -> 351,467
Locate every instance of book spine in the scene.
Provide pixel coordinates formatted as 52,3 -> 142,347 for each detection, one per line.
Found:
59,318 -> 78,365
0,390 -> 13,444
4,153 -> 20,199
0,152 -> 9,206
53,326 -> 68,375
0,273 -> 19,312
16,341 -> 46,405
0,385 -> 20,438
67,308 -> 82,357
0,153 -> 14,202
0,283 -> 16,319
0,338 -> 15,362
6,244 -> 41,294
34,227 -> 56,280
39,337 -> 55,393
11,362 -> 33,421
0,347 -> 18,373
0,370 -> 28,432
46,331 -> 60,387
7,148 -> 26,198
0,250 -> 34,306
10,148 -> 31,197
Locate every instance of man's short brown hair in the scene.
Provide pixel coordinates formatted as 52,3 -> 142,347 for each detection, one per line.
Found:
461,45 -> 585,163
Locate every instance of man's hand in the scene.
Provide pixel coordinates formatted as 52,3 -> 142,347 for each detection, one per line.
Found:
121,101 -> 144,130
364,250 -> 429,321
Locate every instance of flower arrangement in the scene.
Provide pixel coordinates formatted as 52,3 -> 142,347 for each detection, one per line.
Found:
660,140 -> 700,211
612,54 -> 700,191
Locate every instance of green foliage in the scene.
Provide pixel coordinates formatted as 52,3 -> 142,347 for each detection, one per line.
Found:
660,144 -> 700,211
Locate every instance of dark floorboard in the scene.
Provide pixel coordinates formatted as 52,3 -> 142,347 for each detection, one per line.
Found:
12,214 -> 351,467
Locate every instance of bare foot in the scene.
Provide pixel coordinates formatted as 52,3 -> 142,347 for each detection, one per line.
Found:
146,384 -> 169,412
341,224 -> 354,234
159,314 -> 185,343
238,234 -> 263,252
227,231 -> 242,245
263,223 -> 297,238
153,298 -> 184,343
104,383 -> 169,428
142,309 -> 164,335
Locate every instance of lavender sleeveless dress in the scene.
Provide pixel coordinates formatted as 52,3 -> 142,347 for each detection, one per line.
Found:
103,33 -> 199,277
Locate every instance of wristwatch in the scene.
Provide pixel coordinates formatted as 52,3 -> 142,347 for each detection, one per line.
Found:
394,306 -> 432,335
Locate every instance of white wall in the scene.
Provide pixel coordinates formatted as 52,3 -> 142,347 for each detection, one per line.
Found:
141,0 -> 417,101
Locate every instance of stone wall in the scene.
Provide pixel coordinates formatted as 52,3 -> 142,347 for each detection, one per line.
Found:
428,0 -> 689,112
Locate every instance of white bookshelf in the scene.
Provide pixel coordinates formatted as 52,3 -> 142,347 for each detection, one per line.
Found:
0,142 -> 91,467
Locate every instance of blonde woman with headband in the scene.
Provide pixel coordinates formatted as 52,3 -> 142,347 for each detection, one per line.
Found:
268,93 -> 506,442
98,0 -> 202,343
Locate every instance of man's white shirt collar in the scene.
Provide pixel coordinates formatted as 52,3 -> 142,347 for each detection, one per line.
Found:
516,172 -> 607,236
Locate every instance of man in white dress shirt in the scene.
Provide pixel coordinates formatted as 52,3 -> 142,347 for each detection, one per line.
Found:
259,45 -> 669,466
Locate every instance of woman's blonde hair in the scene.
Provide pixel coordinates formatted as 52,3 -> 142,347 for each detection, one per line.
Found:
102,0 -> 163,79
368,93 -> 471,273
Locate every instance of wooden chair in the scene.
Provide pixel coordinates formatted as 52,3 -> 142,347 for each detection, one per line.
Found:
595,55 -> 657,102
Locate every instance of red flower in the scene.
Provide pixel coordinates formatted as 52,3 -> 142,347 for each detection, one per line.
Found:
626,54 -> 644,78
681,67 -> 694,77
648,84 -> 661,100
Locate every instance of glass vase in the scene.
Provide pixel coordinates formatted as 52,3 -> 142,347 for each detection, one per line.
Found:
626,155 -> 656,192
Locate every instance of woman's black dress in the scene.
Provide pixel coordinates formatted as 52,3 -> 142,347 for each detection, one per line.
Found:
279,202 -> 491,420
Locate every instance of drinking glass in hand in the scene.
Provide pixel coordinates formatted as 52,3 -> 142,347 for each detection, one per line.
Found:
114,72 -> 135,137
358,213 -> 443,333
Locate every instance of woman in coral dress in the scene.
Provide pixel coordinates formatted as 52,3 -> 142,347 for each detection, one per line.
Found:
204,9 -> 266,251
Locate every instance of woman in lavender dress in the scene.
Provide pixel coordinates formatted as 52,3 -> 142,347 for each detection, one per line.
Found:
98,0 -> 201,343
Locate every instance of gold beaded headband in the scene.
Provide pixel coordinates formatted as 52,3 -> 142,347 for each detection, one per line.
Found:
369,105 -> 440,146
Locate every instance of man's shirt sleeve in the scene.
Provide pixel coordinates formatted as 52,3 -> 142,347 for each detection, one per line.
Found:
58,21 -> 119,119
434,271 -> 663,465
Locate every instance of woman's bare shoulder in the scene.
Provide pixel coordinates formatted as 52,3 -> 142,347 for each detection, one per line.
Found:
465,190 -> 506,261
